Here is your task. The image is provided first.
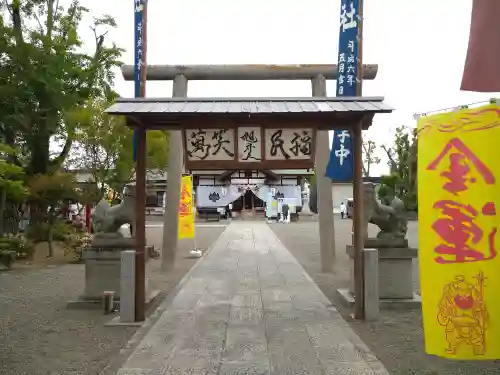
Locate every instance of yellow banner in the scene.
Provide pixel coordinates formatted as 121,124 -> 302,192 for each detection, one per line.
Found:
178,175 -> 195,239
417,103 -> 500,359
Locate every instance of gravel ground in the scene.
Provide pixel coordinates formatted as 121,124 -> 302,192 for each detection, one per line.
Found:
271,217 -> 500,375
0,222 -> 226,375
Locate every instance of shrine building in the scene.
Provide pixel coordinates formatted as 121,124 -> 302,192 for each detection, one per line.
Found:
71,167 -> 312,219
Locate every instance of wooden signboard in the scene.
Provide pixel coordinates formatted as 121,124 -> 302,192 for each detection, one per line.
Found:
183,126 -> 315,170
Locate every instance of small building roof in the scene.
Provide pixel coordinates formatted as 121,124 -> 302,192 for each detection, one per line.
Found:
105,97 -> 393,130
106,96 -> 391,115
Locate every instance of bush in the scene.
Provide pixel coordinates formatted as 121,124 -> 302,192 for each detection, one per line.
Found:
0,250 -> 16,268
377,184 -> 390,200
0,234 -> 34,268
67,232 -> 92,261
26,220 -> 74,243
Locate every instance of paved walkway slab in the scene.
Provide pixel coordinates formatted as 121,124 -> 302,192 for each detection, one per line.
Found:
116,222 -> 388,375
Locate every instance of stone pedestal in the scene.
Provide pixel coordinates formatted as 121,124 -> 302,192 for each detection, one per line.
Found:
68,237 -> 154,309
338,241 -> 421,309
346,245 -> 416,299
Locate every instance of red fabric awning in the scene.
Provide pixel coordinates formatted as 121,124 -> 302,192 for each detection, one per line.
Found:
461,0 -> 500,92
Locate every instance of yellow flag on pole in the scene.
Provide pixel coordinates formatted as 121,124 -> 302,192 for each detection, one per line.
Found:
178,175 -> 195,239
417,103 -> 500,359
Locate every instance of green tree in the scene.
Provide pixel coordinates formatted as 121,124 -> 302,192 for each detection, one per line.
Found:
380,126 -> 418,210
67,98 -> 170,200
362,139 -> 381,177
0,0 -> 123,177
0,143 -> 28,234
28,172 -> 78,257
68,98 -> 133,197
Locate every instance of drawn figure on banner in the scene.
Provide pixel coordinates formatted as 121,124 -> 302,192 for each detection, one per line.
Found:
437,271 -> 489,356
427,138 -> 496,195
179,203 -> 190,217
289,130 -> 312,157
340,1 -> 358,31
180,183 -> 191,203
212,129 -> 234,157
179,182 -> 192,217
188,130 -> 210,160
335,130 -> 351,165
270,130 -> 290,159
432,200 -> 497,264
240,130 -> 260,160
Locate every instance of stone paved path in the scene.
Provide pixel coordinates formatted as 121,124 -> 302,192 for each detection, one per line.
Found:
116,222 -> 388,375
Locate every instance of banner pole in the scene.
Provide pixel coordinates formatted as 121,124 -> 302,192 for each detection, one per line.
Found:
352,0 -> 365,321
132,0 -> 148,323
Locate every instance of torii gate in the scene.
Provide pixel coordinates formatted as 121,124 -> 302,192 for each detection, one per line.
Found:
106,63 -> 392,322
120,64 -> 379,276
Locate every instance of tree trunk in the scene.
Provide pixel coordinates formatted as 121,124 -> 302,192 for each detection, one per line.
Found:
47,211 -> 54,258
0,187 -> 6,236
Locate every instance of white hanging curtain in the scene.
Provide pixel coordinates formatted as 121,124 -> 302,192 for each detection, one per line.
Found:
196,185 -> 244,207
268,185 -> 302,207
250,185 -> 268,201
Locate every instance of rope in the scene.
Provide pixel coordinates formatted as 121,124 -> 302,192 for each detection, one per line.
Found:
412,98 -> 498,119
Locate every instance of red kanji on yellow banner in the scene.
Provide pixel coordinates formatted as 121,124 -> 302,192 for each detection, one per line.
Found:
178,175 -> 195,239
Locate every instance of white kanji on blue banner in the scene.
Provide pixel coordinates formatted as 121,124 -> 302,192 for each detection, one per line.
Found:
325,0 -> 360,181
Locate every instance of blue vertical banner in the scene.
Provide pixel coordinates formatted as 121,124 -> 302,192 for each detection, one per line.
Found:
133,0 -> 146,161
325,0 -> 360,181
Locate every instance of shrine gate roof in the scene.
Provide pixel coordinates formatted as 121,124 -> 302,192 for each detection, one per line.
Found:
105,97 -> 393,130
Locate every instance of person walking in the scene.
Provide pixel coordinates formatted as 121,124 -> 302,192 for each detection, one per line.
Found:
282,203 -> 289,223
340,201 -> 347,219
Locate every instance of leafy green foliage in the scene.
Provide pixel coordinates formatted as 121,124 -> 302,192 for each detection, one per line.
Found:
26,220 -> 74,243
0,233 -> 34,268
0,143 -> 28,200
0,249 -> 16,268
28,172 -> 80,256
0,0 -> 123,176
380,127 -> 418,211
67,99 -> 170,199
29,173 -> 79,204
362,138 -> 381,177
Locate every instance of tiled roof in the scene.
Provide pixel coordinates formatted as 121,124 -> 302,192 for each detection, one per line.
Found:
105,97 -> 393,115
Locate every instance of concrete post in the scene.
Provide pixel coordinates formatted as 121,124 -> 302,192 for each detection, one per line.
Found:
311,75 -> 336,272
363,248 -> 379,321
161,75 -> 188,270
120,250 -> 136,323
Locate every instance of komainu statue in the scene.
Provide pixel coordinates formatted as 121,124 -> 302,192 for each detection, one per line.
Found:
91,184 -> 136,238
363,182 -> 408,240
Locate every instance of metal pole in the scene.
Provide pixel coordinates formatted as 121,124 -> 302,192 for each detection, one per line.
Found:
191,173 -> 197,251
133,0 -> 148,322
134,128 -> 146,321
311,75 -> 336,272
161,75 -> 188,270
353,0 -> 365,320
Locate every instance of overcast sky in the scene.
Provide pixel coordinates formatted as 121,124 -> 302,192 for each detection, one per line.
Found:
78,0 -> 498,175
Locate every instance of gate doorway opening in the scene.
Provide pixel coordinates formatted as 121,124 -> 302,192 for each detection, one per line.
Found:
232,188 -> 265,219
